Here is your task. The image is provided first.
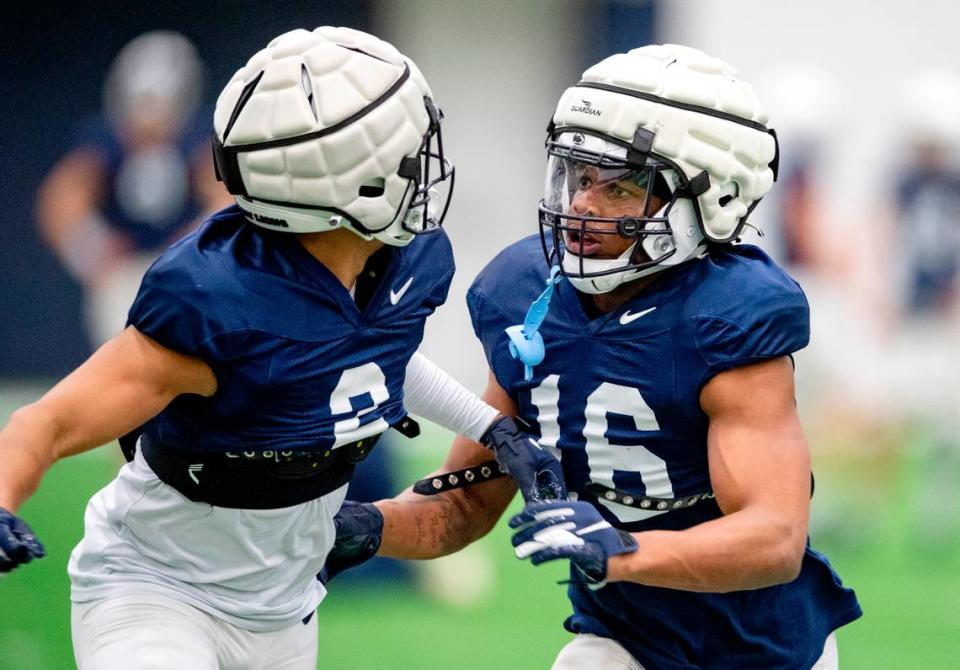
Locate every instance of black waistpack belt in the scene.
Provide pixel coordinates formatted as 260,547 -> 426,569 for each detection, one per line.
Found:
584,483 -> 714,511
138,426 -> 401,510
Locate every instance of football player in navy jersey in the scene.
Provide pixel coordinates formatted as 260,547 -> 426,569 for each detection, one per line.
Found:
331,45 -> 861,669
0,27 -> 561,670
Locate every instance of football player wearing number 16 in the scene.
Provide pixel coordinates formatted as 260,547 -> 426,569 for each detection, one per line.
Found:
331,45 -> 862,669
0,27 -> 559,670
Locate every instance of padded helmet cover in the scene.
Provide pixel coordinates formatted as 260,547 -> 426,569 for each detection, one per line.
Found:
551,44 -> 778,243
213,27 -> 447,245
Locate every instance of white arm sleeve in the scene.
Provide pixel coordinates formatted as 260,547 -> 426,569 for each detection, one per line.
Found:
403,352 -> 500,442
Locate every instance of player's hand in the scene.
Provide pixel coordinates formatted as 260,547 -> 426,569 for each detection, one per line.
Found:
318,500 -> 383,584
481,416 -> 567,503
509,500 -> 637,590
0,507 -> 45,573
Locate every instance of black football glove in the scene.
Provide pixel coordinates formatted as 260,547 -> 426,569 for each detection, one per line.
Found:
0,507 -> 45,573
319,500 -> 383,584
481,416 -> 567,503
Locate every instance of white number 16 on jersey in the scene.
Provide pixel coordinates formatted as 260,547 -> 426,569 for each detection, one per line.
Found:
530,374 -> 674,523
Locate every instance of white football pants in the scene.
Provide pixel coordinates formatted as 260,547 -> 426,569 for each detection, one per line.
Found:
550,631 -> 838,670
72,592 -> 318,670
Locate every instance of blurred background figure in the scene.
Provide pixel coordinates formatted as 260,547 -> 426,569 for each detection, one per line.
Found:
753,64 -> 849,278
876,69 -> 960,545
35,31 -> 232,348
752,62 -> 960,552
891,69 -> 960,318
751,65 -> 886,488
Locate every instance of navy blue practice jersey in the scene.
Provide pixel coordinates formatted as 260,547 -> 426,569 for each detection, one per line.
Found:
468,236 -> 861,669
128,205 -> 453,454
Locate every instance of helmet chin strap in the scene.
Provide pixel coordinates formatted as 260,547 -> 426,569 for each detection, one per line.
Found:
562,200 -> 706,295
564,240 -> 642,295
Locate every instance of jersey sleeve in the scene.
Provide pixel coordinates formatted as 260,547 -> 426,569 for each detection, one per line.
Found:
127,261 -> 221,360
467,235 -> 550,384
466,284 -> 496,369
421,230 -> 456,310
690,278 -> 810,387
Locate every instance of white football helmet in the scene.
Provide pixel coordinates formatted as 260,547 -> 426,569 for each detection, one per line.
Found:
539,44 -> 780,293
212,27 -> 453,246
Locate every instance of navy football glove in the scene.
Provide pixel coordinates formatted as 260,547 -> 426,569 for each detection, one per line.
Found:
481,416 -> 567,503
319,501 -> 383,584
510,500 -> 637,589
0,507 -> 45,573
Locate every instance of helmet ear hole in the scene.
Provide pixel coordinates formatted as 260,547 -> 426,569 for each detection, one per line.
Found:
718,182 -> 739,207
359,178 -> 385,198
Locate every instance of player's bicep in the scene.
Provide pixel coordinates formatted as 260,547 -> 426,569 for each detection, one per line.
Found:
701,357 -> 810,526
37,326 -> 216,459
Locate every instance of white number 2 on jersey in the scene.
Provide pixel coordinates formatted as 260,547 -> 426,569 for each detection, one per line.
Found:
530,377 -> 674,522
329,362 -> 390,447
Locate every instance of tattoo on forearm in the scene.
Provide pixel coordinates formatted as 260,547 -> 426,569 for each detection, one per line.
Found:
411,498 -> 473,556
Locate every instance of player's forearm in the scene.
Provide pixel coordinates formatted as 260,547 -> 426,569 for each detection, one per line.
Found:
0,404 -> 63,511
607,508 -> 806,592
374,368 -> 517,559
375,496 -> 474,559
375,486 -> 505,559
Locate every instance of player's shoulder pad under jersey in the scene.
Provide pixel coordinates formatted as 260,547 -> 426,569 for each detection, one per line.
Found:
681,244 -> 810,377
467,234 -> 548,331
127,209 -> 250,360
399,226 -> 456,310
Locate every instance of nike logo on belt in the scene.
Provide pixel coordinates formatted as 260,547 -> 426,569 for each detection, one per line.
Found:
619,306 -> 657,325
390,277 -> 414,305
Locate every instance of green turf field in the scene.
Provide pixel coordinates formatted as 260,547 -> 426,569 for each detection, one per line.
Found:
1,383 -> 957,669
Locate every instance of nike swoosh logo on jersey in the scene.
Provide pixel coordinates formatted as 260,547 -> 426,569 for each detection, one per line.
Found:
389,277 -> 414,305
619,306 -> 657,325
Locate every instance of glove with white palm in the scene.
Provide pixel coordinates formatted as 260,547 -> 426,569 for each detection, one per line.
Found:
509,500 -> 637,589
